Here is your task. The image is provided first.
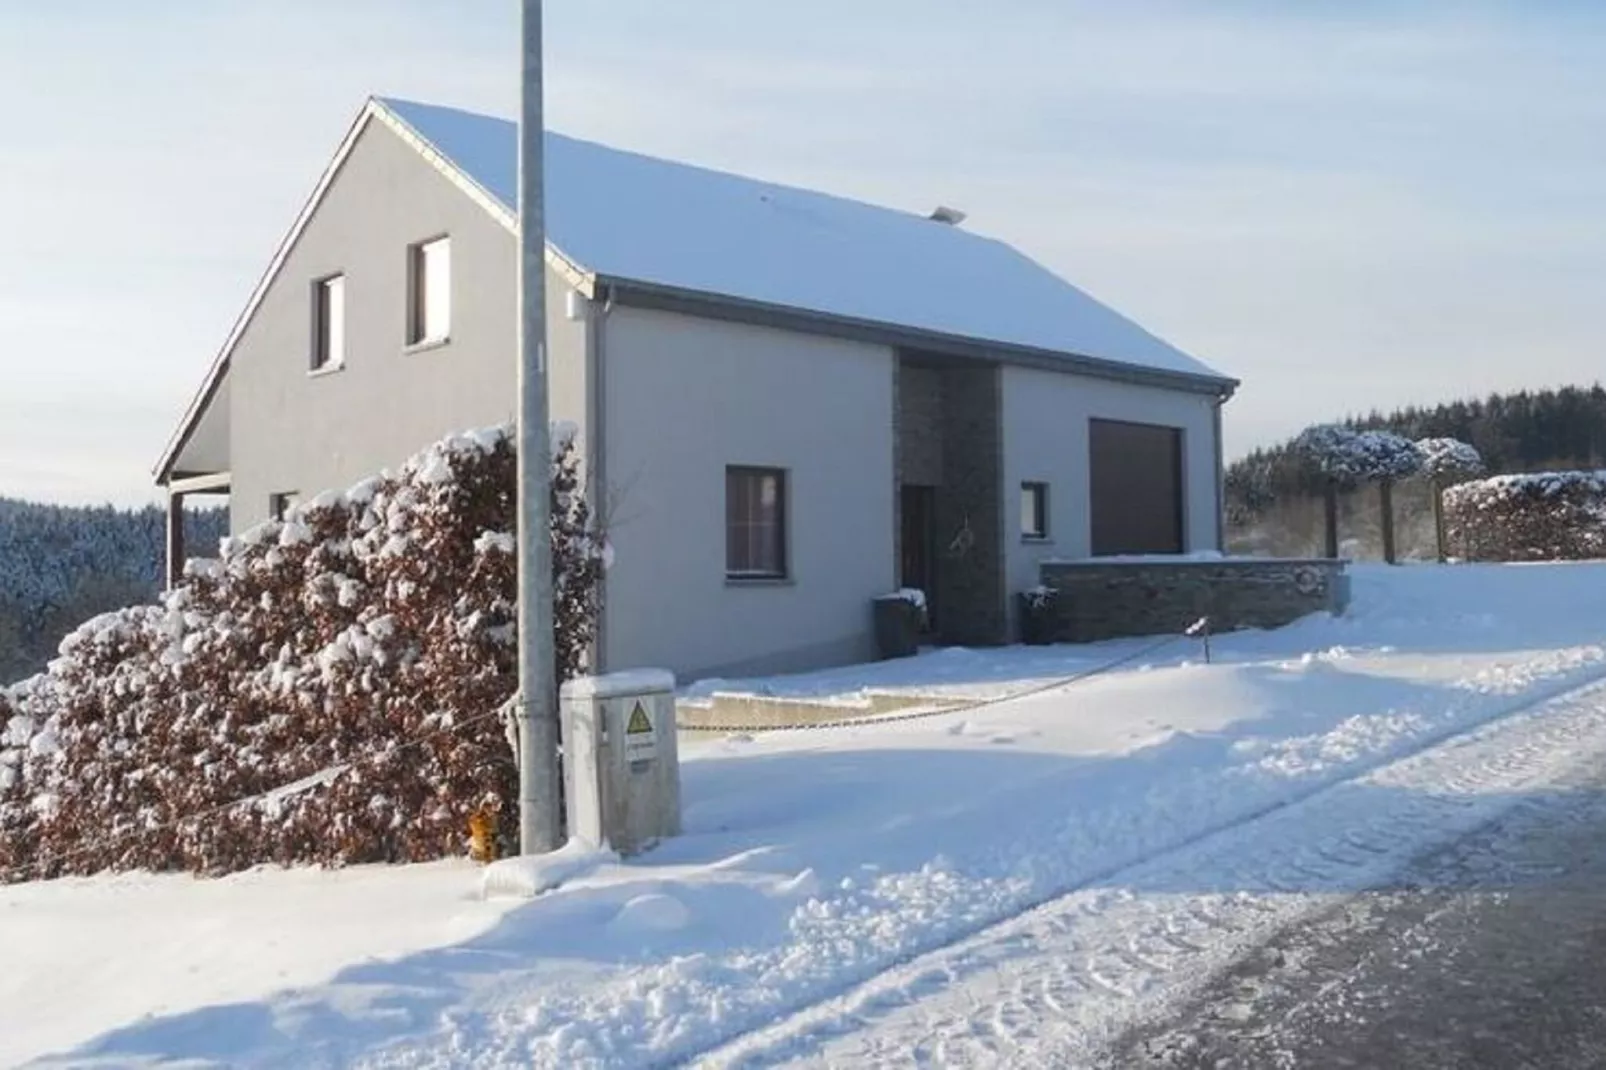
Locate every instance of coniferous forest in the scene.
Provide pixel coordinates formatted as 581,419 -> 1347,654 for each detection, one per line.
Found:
0,499 -> 227,683
1229,385 -> 1606,559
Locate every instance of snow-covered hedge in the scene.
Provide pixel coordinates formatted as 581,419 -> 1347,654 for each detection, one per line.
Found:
0,426 -> 604,881
1444,470 -> 1606,562
1293,425 -> 1423,487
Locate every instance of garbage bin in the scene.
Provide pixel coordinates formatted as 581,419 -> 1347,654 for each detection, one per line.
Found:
1017,587 -> 1059,646
872,591 -> 925,659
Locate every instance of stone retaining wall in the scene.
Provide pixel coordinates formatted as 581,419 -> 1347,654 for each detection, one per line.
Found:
1038,557 -> 1348,644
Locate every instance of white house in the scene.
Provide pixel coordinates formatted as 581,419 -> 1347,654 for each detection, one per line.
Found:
155,97 -> 1238,681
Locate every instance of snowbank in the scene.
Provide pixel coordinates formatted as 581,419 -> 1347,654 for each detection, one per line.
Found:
10,563 -> 1606,1066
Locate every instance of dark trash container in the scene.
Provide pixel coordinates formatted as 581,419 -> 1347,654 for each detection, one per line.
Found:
1017,588 -> 1059,646
872,593 -> 924,659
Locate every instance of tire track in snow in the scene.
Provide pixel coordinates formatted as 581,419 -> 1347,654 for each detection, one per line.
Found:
691,675 -> 1606,1068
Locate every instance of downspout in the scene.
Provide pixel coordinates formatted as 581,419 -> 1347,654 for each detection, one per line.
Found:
588,284 -> 613,672
1212,391 -> 1228,553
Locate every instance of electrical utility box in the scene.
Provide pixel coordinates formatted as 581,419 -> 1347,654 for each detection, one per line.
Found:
560,669 -> 682,856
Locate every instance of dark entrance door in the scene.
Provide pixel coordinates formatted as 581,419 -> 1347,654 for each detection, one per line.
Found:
900,484 -> 938,630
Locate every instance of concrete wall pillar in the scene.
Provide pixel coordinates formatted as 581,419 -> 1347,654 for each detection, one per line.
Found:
165,490 -> 186,590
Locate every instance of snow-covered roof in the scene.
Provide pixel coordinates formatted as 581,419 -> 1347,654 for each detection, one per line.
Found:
378,98 -> 1230,385
155,96 -> 1233,484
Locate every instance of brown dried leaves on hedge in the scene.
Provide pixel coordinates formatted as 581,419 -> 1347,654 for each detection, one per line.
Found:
0,426 -> 603,881
1445,470 -> 1606,562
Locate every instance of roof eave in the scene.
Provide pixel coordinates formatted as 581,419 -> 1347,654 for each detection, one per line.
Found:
155,98 -> 601,486
598,275 -> 1239,398
153,98 -> 386,484
371,99 -> 596,296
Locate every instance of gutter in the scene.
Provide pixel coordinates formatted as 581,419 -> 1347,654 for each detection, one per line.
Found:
600,275 -> 1241,400
588,285 -> 613,674
1213,393 -> 1228,552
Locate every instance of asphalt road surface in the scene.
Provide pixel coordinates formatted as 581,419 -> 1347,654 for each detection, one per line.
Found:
1106,763 -> 1606,1070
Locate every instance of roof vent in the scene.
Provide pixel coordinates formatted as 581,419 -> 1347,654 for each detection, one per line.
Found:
928,205 -> 967,226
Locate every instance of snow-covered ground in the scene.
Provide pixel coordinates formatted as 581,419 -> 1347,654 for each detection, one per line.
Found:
7,563 -> 1606,1068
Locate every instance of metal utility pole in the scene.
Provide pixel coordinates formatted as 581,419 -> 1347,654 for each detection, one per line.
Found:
516,0 -> 562,855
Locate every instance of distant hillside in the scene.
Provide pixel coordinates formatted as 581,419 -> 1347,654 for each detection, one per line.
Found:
1232,385 -> 1606,506
0,498 -> 227,683
1228,385 -> 1606,558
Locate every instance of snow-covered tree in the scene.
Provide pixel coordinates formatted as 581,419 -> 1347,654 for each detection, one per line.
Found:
1294,426 -> 1422,488
0,500 -> 226,683
1294,426 -> 1422,562
1414,438 -> 1484,561
1414,437 -> 1484,484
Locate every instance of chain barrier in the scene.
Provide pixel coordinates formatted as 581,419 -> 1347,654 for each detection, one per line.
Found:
677,622 -> 1210,734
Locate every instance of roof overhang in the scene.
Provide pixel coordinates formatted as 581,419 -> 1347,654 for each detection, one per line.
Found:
153,97 -> 597,486
157,98 -> 1236,486
599,275 -> 1240,399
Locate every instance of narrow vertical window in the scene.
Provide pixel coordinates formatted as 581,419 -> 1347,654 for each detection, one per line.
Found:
726,467 -> 787,578
408,236 -> 451,345
269,491 -> 300,521
1021,481 -> 1049,540
311,274 -> 345,371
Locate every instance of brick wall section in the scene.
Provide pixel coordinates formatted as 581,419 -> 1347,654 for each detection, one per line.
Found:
897,363 -> 945,486
937,362 -> 1008,645
1039,558 -> 1348,643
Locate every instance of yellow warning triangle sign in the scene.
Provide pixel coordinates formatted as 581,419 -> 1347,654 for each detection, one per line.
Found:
626,702 -> 653,734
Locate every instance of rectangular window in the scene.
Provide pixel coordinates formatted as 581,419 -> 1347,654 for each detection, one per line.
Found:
1021,481 -> 1049,540
407,236 -> 451,345
726,467 -> 787,578
1089,418 -> 1185,556
269,491 -> 300,521
311,274 -> 345,371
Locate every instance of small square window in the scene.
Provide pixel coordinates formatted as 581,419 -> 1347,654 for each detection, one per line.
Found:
269,491 -> 300,521
311,275 -> 345,371
1021,482 -> 1049,540
408,236 -> 451,346
727,467 -> 787,578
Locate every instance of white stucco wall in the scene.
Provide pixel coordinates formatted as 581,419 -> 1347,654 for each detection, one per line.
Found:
1001,365 -> 1222,599
226,118 -> 589,532
599,305 -> 896,681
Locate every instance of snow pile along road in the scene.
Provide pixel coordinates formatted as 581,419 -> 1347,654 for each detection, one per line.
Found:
6,563 -> 1606,1068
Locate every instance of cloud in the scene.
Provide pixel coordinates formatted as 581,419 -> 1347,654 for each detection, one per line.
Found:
1,1 -> 1603,504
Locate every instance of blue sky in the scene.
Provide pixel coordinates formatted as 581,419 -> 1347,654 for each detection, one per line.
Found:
2,1 -> 1603,505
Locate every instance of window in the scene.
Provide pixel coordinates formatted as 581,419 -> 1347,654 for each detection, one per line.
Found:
311,274 -> 345,371
269,491 -> 300,521
726,467 -> 787,578
1021,482 -> 1049,540
407,236 -> 451,345
1089,418 -> 1184,555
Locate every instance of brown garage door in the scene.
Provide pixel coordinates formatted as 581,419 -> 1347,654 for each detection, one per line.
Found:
1090,418 -> 1184,556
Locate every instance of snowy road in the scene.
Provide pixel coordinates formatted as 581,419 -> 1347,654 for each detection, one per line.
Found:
704,678 -> 1606,1068
1107,759 -> 1606,1069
